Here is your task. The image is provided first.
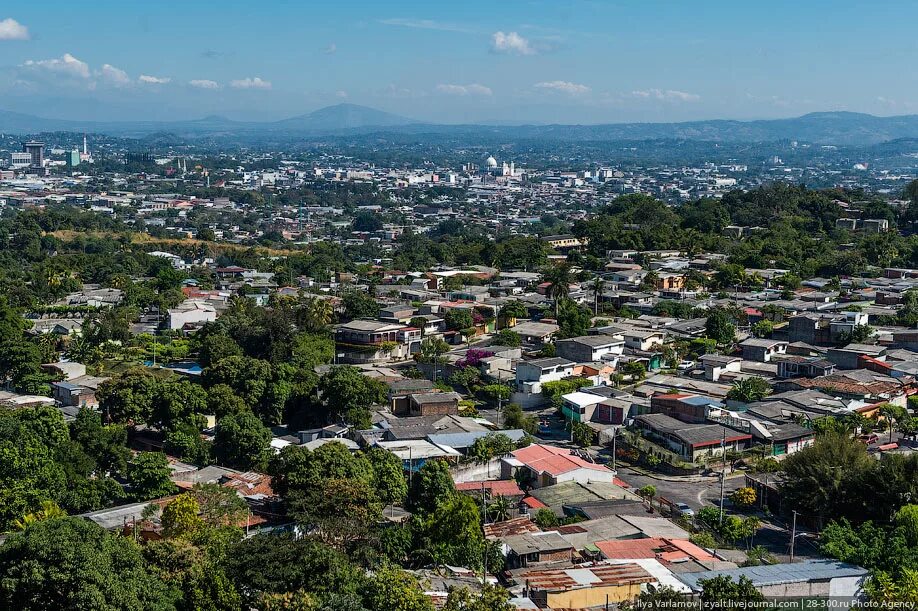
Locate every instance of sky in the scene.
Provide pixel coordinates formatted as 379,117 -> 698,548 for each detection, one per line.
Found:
1,0 -> 917,124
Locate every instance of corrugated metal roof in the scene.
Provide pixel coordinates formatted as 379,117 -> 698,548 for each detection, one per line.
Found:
677,560 -> 868,592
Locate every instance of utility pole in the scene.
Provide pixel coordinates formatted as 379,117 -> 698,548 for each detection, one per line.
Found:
481,480 -> 488,584
789,510 -> 798,563
497,369 -> 503,427
718,428 -> 727,525
611,427 -> 617,476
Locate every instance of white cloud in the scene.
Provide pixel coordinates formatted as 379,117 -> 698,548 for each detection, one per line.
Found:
491,31 -> 535,55
380,18 -> 471,33
230,76 -> 271,90
324,43 -> 337,54
189,79 -> 220,89
0,18 -> 29,41
23,53 -> 90,78
631,88 -> 700,102
436,83 -> 492,96
139,74 -> 170,84
535,80 -> 590,95
99,63 -> 130,85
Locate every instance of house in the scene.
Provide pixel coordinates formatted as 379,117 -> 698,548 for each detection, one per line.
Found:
515,357 -> 577,394
334,320 -> 422,363
739,338 -> 788,363
52,375 -> 108,409
677,560 -> 868,599
555,335 -> 625,363
775,356 -> 836,379
560,391 -> 607,423
502,443 -> 617,489
650,393 -> 723,424
519,563 -> 655,609
498,531 -> 575,568
698,354 -> 743,382
826,343 -> 886,370
167,299 -> 217,330
388,379 -> 435,414
378,305 -> 416,324
632,413 -> 752,463
407,391 -> 461,416
374,439 -> 462,471
512,321 -> 560,345
621,330 -> 665,351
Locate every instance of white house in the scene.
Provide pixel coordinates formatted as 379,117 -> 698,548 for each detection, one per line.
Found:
167,300 -> 217,330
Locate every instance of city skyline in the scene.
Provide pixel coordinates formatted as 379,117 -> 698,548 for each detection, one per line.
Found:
1,0 -> 917,124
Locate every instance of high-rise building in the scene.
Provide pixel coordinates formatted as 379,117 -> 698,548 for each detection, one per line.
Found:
23,141 -> 45,169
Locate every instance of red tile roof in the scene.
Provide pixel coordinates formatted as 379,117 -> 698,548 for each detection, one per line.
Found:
455,480 -> 524,497
511,444 -> 611,477
595,537 -> 716,564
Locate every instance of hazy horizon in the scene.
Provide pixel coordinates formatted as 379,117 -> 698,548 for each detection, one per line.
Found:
2,0 -> 917,124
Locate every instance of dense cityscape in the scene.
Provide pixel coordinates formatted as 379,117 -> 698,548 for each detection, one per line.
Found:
3,3 -> 918,610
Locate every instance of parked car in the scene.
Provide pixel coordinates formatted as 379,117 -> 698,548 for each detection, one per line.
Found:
675,502 -> 695,517
677,360 -> 696,371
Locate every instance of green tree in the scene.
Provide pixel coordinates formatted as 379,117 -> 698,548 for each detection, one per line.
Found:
533,508 -> 559,529
367,446 -> 408,506
361,567 -> 434,611
287,477 -> 382,548
501,404 -> 538,435
223,533 -> 365,609
96,367 -> 158,424
542,263 -> 572,318
571,421 -> 595,447
316,366 -> 387,429
726,377 -> 772,403
161,493 -> 203,539
779,431 -> 874,522
750,319 -> 774,338
699,575 -> 764,607
443,584 -> 514,611
705,308 -> 736,345
341,290 -> 380,320
492,328 -> 521,347
445,308 -> 474,331
197,334 -> 243,368
408,459 -> 455,515
469,433 -> 514,462
0,517 -> 177,610
269,442 -> 373,497
555,298 -> 591,338
127,452 -> 177,501
213,411 -> 271,470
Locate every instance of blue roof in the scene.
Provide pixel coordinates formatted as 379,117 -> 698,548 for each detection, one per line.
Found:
683,395 -> 723,407
426,429 -> 527,449
677,560 -> 868,592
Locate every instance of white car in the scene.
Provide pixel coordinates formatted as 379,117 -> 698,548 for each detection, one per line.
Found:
675,502 -> 695,517
677,360 -> 696,371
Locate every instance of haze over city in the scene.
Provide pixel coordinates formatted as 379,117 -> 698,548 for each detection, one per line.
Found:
2,0 -> 918,124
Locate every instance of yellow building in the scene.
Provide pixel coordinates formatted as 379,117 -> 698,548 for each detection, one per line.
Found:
522,563 -> 654,608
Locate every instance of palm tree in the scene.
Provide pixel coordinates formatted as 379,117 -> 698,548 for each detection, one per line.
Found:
542,263 -> 572,318
301,296 -> 333,332
13,500 -> 66,530
591,275 -> 605,315
488,495 -> 512,523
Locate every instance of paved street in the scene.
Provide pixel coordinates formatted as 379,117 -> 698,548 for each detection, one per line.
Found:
614,465 -> 745,510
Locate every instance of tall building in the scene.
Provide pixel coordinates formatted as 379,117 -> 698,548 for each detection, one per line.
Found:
23,141 -> 45,169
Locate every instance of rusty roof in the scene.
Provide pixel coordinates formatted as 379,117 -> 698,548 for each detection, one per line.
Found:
521,562 -> 654,592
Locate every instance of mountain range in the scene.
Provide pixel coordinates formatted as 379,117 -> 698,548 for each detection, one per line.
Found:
2,104 -> 918,146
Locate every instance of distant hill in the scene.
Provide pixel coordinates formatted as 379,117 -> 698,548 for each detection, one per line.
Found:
2,105 -> 918,145
271,103 -> 416,131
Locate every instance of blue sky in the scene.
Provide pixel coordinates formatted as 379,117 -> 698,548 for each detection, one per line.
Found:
1,0 -> 916,123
